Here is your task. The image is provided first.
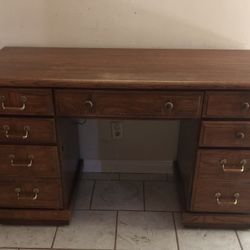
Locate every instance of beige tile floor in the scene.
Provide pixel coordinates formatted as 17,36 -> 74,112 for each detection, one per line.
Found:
0,172 -> 249,250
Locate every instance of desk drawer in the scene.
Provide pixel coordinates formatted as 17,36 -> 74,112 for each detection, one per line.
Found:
0,145 -> 60,178
0,88 -> 54,116
200,121 -> 250,147
0,178 -> 62,209
0,118 -> 56,144
196,150 -> 250,180
192,180 -> 250,213
204,91 -> 250,118
55,90 -> 203,118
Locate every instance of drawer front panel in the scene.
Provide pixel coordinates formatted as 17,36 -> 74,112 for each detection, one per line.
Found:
0,118 -> 56,144
196,150 -> 250,181
0,88 -> 54,116
200,121 -> 250,147
204,91 -> 250,118
0,179 -> 62,209
192,180 -> 250,213
55,90 -> 203,118
0,145 -> 60,178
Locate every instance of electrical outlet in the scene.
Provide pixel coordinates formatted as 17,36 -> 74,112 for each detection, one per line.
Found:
111,121 -> 123,139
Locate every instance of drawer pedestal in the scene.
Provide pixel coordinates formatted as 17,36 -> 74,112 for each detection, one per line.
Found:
178,91 -> 250,228
0,88 -> 81,225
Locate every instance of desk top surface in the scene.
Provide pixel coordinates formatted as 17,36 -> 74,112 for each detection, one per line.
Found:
1,47 -> 250,90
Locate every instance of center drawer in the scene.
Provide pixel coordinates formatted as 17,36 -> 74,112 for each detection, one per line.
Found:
0,145 -> 60,178
55,90 -> 203,118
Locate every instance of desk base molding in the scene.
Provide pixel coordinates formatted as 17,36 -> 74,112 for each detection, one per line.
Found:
182,212 -> 250,229
0,208 -> 71,225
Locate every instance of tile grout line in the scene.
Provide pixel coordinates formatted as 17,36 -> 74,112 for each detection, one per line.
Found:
82,172 -> 176,181
19,248 -> 113,250
51,226 -> 59,248
89,180 -> 96,210
172,212 -> 180,250
74,208 -> 181,213
114,211 -> 119,250
0,248 -> 20,249
235,230 -> 244,250
142,181 -> 146,211
83,175 -> 176,182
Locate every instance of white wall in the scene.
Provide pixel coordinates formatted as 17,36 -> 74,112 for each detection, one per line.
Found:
1,0 -> 250,172
0,0 -> 250,49
1,0 -> 250,49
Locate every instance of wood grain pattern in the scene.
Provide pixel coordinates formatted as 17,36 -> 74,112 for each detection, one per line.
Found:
55,90 -> 203,118
0,145 -> 60,178
195,149 -> 250,181
0,88 -> 54,116
204,91 -> 250,118
191,149 -> 250,214
192,179 -> 250,213
200,121 -> 250,147
0,178 -> 62,209
0,159 -> 82,225
1,47 -> 250,90
0,118 -> 56,144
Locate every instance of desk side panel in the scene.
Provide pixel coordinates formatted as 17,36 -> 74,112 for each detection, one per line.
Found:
177,120 -> 200,210
56,117 -> 81,208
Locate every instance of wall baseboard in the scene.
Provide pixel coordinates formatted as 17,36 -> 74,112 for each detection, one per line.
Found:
83,160 -> 174,174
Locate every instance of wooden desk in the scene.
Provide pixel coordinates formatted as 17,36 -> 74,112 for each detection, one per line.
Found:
1,47 -> 250,228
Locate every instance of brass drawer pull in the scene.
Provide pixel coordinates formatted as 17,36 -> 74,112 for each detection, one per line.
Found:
14,187 -> 39,200
9,154 -> 34,167
3,125 -> 30,139
1,96 -> 27,111
220,159 -> 246,173
242,102 -> 250,111
236,131 -> 245,140
164,101 -> 174,110
84,100 -> 94,111
215,192 -> 240,206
